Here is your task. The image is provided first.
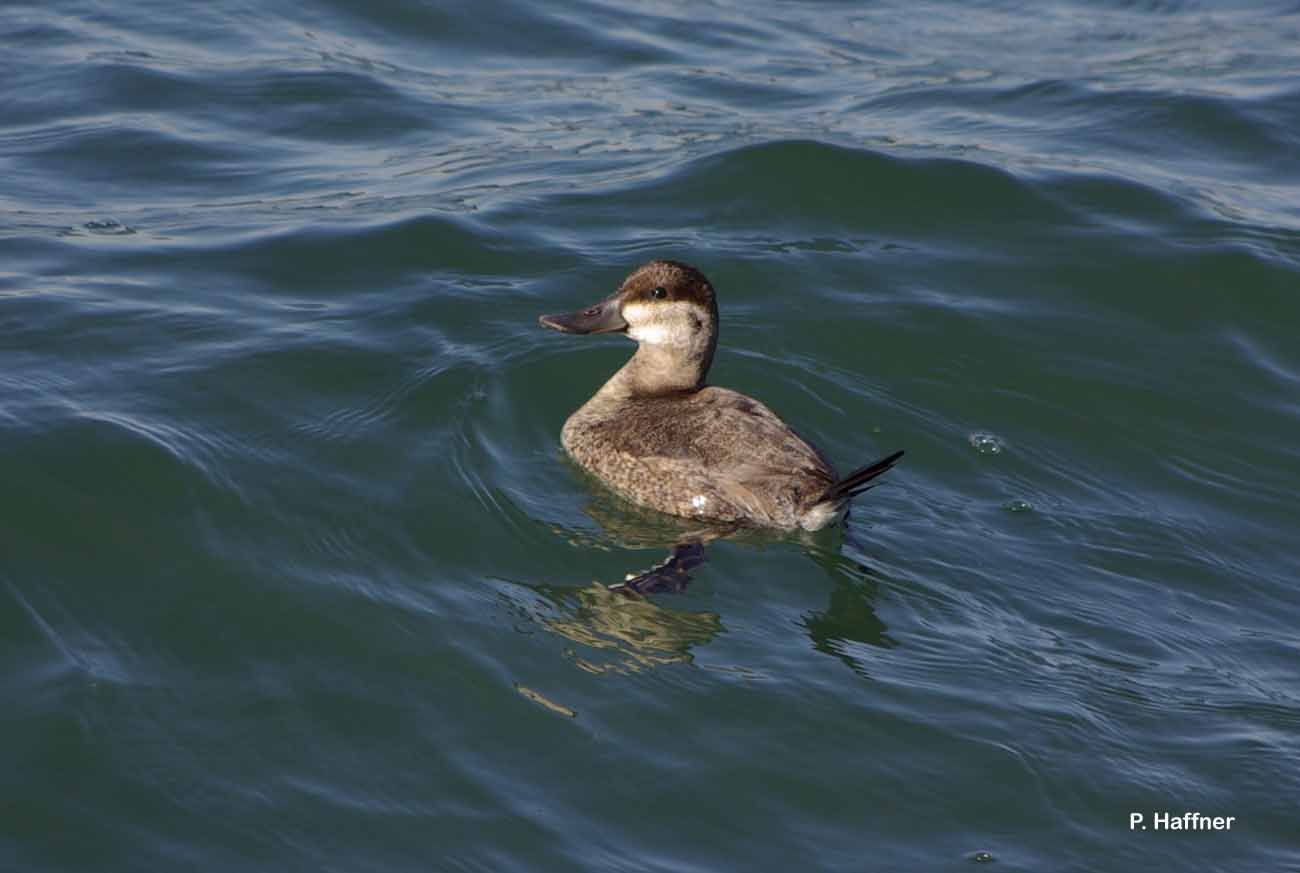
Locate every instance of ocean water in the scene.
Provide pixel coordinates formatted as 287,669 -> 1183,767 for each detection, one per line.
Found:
4,1 -> 1299,870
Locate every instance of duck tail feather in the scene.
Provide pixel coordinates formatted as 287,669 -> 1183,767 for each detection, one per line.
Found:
823,449 -> 905,503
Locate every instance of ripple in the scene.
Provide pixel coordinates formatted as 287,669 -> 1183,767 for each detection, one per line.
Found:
70,409 -> 261,504
547,139 -> 1068,245
5,118 -> 278,202
969,432 -> 1007,455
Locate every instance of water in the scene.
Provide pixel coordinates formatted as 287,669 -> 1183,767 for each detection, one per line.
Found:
4,1 -> 1299,870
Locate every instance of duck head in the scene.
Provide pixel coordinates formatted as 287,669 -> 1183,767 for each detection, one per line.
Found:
540,260 -> 719,394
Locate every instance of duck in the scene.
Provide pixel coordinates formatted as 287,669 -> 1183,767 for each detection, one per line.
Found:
538,259 -> 903,559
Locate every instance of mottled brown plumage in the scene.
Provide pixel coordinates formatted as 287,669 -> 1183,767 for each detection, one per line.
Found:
562,385 -> 836,528
539,260 -> 901,532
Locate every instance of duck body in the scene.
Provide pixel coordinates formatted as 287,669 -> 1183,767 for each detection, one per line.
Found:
540,260 -> 901,533
562,384 -> 838,530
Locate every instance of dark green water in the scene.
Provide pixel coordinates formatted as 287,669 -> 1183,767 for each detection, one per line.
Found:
4,1 -> 1299,870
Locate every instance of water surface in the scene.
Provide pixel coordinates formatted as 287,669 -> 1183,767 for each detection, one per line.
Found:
4,1 -> 1300,871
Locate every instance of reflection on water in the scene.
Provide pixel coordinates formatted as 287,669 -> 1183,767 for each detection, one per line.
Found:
802,548 -> 898,678
530,582 -> 722,675
519,486 -> 898,677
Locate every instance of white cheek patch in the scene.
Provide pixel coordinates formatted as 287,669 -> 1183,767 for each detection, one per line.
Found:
628,322 -> 690,345
624,301 -> 705,348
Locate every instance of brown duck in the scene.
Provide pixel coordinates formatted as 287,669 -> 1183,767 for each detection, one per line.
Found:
539,259 -> 903,592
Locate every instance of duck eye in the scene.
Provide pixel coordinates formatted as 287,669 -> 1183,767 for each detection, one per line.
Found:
651,286 -> 667,300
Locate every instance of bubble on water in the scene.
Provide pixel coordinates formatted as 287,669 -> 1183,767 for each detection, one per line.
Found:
1004,499 -> 1032,513
969,850 -> 995,863
969,432 -> 1005,455
84,218 -> 135,236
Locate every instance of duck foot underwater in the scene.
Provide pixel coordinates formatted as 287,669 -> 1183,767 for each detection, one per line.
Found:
608,541 -> 708,596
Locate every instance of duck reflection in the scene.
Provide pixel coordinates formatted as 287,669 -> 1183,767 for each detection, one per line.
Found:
523,489 -> 895,676
800,544 -> 898,677
531,582 -> 722,674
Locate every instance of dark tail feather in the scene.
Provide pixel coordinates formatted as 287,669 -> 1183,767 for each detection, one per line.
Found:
822,450 -> 905,503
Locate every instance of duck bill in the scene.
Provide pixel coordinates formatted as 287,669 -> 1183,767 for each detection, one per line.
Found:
538,292 -> 628,335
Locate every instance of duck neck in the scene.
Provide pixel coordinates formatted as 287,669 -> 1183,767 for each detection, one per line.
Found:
599,335 -> 716,400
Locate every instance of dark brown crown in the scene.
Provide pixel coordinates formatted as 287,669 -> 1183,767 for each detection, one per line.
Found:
620,260 -> 716,308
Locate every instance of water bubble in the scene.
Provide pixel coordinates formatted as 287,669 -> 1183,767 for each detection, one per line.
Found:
1004,499 -> 1032,513
84,218 -> 135,236
969,432 -> 1005,455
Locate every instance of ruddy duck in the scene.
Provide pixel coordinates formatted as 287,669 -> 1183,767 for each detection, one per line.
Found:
539,260 -> 903,545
